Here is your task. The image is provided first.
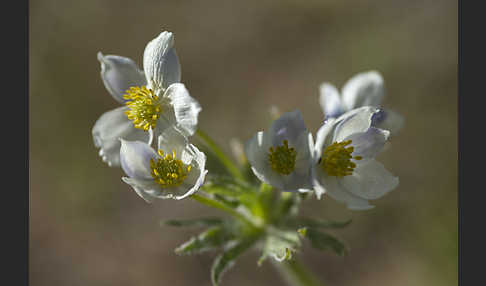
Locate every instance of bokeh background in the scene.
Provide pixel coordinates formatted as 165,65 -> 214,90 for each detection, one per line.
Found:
30,0 -> 457,285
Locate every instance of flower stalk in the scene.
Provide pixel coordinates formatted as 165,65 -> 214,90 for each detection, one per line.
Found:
273,258 -> 326,286
190,193 -> 257,228
196,129 -> 245,181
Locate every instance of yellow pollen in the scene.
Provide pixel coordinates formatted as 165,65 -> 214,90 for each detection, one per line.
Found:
150,149 -> 191,188
123,86 -> 161,131
268,140 -> 297,175
319,140 -> 362,177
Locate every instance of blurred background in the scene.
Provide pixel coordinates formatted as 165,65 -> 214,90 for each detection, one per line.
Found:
30,0 -> 457,285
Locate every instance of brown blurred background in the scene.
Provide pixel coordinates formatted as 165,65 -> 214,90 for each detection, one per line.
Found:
30,0 -> 457,285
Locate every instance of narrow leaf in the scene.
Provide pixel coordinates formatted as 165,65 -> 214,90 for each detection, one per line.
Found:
303,228 -> 348,256
211,236 -> 259,286
161,217 -> 224,228
175,226 -> 233,255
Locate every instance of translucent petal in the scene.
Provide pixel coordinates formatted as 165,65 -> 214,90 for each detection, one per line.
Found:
143,31 -> 181,90
341,71 -> 384,110
97,52 -> 146,103
92,106 -> 149,167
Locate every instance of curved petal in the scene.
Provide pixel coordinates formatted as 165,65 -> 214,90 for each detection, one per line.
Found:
269,110 -> 307,145
372,108 -> 404,135
245,131 -> 285,189
163,83 -> 201,137
341,159 -> 399,200
341,71 -> 385,110
344,127 -> 389,159
319,83 -> 344,118
314,118 -> 337,160
173,144 -> 207,200
333,106 -> 377,142
92,106 -> 150,167
245,132 -> 273,181
120,139 -> 158,179
143,31 -> 181,90
328,177 -> 374,210
157,127 -> 188,160
97,52 -> 146,103
122,177 -> 159,203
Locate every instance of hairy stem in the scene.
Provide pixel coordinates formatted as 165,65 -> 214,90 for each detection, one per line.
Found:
272,258 -> 326,286
195,129 -> 245,181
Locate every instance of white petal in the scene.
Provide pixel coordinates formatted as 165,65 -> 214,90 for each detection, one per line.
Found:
122,177 -> 159,203
333,106 -> 377,142
143,31 -> 181,90
319,83 -> 344,118
341,71 -> 384,110
92,107 -> 149,167
157,127 -> 188,160
328,177 -> 374,210
312,171 -> 373,209
344,127 -> 389,159
373,108 -> 404,135
269,110 -> 307,145
163,83 -> 201,136
245,132 -> 277,185
314,118 -> 337,160
173,144 -> 207,200
119,140 -> 158,179
341,159 -> 399,200
97,52 -> 146,103
152,106 -> 177,144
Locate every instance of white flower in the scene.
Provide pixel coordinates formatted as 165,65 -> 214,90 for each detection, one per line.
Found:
244,110 -> 313,192
319,71 -> 404,134
92,31 -> 201,167
312,106 -> 399,210
120,128 -> 208,202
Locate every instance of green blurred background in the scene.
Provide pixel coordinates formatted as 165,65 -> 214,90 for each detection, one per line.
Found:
30,0 -> 457,285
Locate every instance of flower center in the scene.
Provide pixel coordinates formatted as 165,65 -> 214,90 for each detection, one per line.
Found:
123,86 -> 161,131
150,149 -> 191,187
320,140 -> 362,177
268,140 -> 297,175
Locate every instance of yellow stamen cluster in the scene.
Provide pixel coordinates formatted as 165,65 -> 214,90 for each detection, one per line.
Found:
320,140 -> 362,177
150,149 -> 191,187
268,140 -> 297,175
123,86 -> 161,131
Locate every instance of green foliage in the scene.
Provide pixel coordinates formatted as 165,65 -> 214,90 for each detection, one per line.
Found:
211,235 -> 261,286
175,226 -> 235,255
161,217 -> 224,227
299,227 -> 348,256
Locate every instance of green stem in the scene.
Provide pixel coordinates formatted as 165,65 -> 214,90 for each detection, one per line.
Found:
273,258 -> 326,286
191,193 -> 256,228
196,129 -> 245,181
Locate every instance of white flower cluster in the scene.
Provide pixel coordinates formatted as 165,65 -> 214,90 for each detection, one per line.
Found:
245,72 -> 403,210
92,30 -> 402,210
92,31 -> 207,201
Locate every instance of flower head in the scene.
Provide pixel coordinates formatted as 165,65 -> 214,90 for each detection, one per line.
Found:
92,31 -> 201,167
120,128 -> 207,202
319,71 -> 404,134
244,110 -> 313,191
312,106 -> 399,210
